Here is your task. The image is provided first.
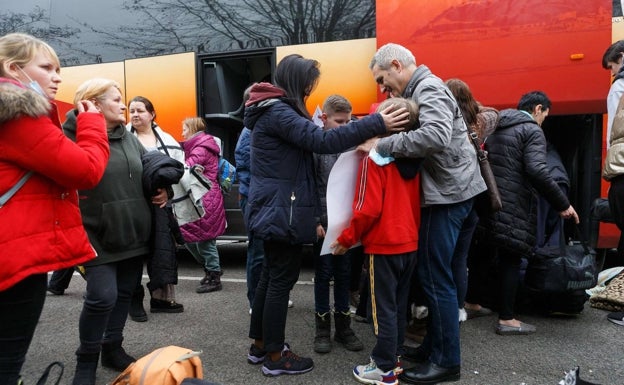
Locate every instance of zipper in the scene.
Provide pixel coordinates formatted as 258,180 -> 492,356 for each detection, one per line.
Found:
289,191 -> 295,225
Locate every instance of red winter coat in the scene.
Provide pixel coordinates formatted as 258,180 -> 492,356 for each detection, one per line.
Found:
337,156 -> 421,255
0,78 -> 109,291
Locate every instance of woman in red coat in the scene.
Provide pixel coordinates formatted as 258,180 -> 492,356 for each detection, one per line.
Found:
0,33 -> 109,384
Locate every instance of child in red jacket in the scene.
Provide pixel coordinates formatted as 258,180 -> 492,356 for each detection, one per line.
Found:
331,98 -> 421,385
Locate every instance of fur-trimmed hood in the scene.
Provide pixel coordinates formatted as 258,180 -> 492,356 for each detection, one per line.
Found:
0,77 -> 50,124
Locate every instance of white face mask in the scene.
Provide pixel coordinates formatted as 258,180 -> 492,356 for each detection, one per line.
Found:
16,66 -> 47,98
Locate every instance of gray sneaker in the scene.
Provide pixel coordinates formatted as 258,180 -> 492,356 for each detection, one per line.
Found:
607,311 -> 624,326
261,345 -> 313,376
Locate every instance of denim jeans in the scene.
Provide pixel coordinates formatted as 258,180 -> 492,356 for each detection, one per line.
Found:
249,240 -> 302,353
418,199 -> 473,368
451,208 -> 478,308
240,196 -> 264,308
186,240 -> 221,272
78,256 -> 143,354
0,274 -> 47,384
313,241 -> 351,314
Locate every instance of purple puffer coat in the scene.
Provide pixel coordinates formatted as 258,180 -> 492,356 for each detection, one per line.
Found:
180,132 -> 226,242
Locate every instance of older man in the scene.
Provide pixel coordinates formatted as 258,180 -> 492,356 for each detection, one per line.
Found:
360,43 -> 486,385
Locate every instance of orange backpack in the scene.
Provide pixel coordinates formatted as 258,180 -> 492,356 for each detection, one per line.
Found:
111,346 -> 202,385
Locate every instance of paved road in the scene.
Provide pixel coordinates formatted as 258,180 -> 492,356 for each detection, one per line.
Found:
21,242 -> 624,385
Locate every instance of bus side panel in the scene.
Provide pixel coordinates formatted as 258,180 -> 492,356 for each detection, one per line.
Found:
376,0 -> 611,114
56,62 -> 126,119
125,52 -> 197,141
277,38 -> 378,116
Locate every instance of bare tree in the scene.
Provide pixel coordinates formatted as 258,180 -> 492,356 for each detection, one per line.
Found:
76,0 -> 374,60
0,6 -> 97,66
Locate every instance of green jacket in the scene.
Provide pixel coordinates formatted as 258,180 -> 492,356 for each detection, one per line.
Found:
63,111 -> 151,265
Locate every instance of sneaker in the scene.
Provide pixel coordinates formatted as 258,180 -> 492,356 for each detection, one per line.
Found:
248,343 -> 290,365
247,344 -> 267,364
288,299 -> 294,308
393,356 -> 403,375
261,345 -> 313,376
607,311 -> 624,326
353,359 -> 398,385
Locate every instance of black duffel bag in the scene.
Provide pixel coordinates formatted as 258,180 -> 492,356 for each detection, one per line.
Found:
525,222 -> 597,293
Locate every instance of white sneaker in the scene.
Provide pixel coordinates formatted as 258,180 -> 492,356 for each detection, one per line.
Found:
458,308 -> 467,322
353,358 -> 398,385
249,308 -> 252,315
288,299 -> 294,308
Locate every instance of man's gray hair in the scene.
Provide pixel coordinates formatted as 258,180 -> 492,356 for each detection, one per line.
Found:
370,43 -> 416,70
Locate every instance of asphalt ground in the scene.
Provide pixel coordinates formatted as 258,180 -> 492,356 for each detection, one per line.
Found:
20,242 -> 624,385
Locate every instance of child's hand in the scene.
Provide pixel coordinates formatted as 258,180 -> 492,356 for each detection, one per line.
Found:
330,240 -> 348,255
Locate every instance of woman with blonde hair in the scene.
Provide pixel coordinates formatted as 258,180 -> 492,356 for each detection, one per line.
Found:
63,78 -> 168,385
0,33 -> 109,384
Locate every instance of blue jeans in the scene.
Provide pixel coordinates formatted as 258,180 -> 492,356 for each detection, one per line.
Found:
418,199 -> 473,368
313,240 -> 351,314
240,196 -> 264,308
186,240 -> 221,272
451,208 -> 478,308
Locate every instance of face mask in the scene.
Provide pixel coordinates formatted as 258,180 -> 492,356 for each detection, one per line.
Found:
16,66 -> 48,98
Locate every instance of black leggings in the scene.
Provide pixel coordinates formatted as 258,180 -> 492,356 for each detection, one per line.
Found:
0,274 -> 47,384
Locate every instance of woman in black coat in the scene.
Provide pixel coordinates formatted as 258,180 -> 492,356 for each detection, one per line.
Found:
478,91 -> 578,335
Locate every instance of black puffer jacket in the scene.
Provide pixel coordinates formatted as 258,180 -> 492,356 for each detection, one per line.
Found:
477,109 -> 569,255
141,151 -> 184,289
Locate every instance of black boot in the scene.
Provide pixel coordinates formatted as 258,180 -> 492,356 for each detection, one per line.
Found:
129,285 -> 148,322
334,311 -> 363,351
196,271 -> 222,293
72,352 -> 99,385
101,339 -> 135,371
314,312 -> 332,353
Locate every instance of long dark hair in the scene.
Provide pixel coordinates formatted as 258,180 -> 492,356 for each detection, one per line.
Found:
274,54 -> 320,119
445,78 -> 479,127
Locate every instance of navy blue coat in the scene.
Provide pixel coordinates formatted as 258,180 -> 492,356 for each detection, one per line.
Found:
244,99 -> 386,244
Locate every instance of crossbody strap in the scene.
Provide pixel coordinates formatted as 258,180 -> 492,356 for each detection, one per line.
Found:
0,171 -> 33,208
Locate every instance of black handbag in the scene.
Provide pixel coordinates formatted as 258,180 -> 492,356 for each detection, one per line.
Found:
525,222 -> 597,293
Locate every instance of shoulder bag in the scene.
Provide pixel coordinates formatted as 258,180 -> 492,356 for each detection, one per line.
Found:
462,115 -> 502,212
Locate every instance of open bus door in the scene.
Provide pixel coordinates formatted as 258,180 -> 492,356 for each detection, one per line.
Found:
197,49 -> 275,241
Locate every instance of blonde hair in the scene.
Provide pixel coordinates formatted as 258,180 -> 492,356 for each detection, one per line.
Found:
73,78 -> 121,107
183,117 -> 206,135
0,32 -> 60,77
376,98 -> 419,130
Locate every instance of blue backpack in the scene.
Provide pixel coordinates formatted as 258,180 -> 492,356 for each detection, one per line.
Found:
217,157 -> 236,194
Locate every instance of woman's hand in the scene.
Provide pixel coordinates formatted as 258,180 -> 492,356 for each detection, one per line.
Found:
151,188 -> 168,208
379,103 -> 410,132
357,137 -> 379,153
76,100 -> 99,114
330,240 -> 348,255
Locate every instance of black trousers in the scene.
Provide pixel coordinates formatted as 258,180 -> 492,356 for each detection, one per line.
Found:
249,240 -> 302,353
0,274 -> 47,384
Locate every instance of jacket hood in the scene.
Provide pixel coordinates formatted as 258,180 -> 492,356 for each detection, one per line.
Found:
496,109 -> 536,131
245,82 -> 286,106
0,77 -> 51,124
244,82 -> 287,130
